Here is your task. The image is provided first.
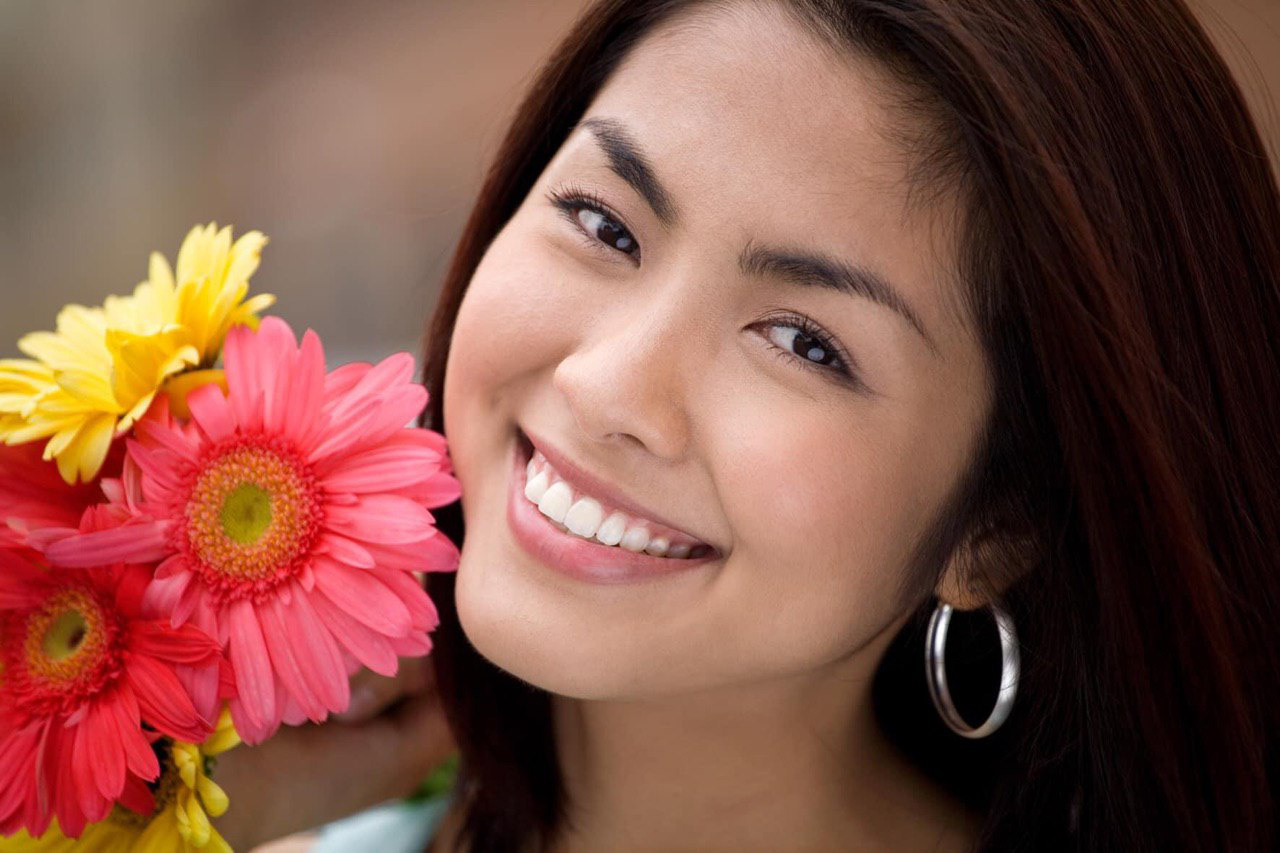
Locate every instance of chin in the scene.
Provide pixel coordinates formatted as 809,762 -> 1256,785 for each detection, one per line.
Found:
452,549 -> 691,700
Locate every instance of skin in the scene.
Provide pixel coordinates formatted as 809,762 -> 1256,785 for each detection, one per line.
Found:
216,2 -> 994,849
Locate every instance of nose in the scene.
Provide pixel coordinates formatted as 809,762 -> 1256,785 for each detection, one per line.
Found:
552,305 -> 696,462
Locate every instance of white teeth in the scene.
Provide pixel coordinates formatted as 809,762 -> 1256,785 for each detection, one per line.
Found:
594,512 -> 628,546
644,536 -> 669,557
564,497 -> 604,538
524,469 -> 550,503
536,480 -> 574,523
521,446 -> 706,559
619,526 -> 650,553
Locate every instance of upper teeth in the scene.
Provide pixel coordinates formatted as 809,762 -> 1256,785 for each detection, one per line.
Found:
523,453 -> 701,559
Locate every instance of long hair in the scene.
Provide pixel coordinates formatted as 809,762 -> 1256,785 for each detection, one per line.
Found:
420,1 -> 1280,850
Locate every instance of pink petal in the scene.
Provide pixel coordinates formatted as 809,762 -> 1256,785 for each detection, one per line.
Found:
282,329 -> 327,447
319,440 -> 446,493
325,494 -> 435,545
228,696 -> 276,745
136,418 -> 201,461
226,599 -> 276,732
43,520 -> 173,568
106,685 -> 159,780
257,593 -> 324,720
312,557 -> 412,636
370,569 -> 439,632
316,532 -> 374,568
388,631 -> 433,657
400,470 -> 463,509
351,534 -> 460,573
140,571 -> 190,618
78,701 -> 126,803
124,653 -> 209,741
322,361 -> 371,399
124,440 -> 184,499
223,325 -> 265,433
284,589 -> 350,712
309,591 -> 400,676
129,620 -> 220,665
186,383 -> 235,443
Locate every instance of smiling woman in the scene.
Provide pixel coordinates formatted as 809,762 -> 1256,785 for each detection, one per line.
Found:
210,0 -> 1279,850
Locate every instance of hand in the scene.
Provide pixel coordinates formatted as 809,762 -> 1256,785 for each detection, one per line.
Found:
210,657 -> 458,850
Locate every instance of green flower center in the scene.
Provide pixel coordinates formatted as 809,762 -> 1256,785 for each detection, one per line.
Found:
43,609 -> 89,662
220,482 -> 273,544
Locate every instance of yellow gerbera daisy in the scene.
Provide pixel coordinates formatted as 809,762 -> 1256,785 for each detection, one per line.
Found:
0,708 -> 243,853
0,223 -> 274,484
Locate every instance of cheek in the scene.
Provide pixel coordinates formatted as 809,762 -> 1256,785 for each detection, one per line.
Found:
444,231 -> 586,458
711,403 -> 921,662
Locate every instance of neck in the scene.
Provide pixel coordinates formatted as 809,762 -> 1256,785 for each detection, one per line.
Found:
546,614 -> 978,851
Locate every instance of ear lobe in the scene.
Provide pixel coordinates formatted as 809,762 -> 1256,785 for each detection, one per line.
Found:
935,525 -> 1040,611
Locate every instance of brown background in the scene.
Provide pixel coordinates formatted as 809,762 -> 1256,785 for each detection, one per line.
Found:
1,0 -> 1276,365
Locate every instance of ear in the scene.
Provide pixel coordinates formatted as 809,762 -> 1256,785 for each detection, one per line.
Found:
934,525 -> 1039,611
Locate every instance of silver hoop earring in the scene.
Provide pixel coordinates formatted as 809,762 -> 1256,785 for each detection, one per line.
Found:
925,598 -> 1019,739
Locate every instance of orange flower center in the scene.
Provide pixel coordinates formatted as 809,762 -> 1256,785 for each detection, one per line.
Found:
181,438 -> 322,603
3,583 -> 123,717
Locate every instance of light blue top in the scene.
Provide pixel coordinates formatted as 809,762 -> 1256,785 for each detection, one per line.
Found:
311,790 -> 455,853
311,753 -> 459,851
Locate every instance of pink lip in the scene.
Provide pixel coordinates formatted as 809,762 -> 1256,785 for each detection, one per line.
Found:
506,432 -> 721,585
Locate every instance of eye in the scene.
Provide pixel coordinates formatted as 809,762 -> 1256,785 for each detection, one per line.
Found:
545,183 -> 641,262
752,312 -> 871,393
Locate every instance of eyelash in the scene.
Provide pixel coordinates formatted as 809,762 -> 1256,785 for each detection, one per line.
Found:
543,182 -> 869,393
545,183 -> 641,263
754,311 -> 869,393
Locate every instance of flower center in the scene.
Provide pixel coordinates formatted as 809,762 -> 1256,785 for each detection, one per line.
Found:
182,438 -> 322,602
42,609 -> 89,661
3,583 -> 122,717
220,482 -> 273,544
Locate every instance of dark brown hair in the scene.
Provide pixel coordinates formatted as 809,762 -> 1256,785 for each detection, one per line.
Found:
420,1 -> 1280,849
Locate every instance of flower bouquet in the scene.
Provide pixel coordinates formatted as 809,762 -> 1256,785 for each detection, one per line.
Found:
0,224 -> 461,850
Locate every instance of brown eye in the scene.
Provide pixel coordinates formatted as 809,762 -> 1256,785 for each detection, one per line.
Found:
573,206 -> 638,256
545,185 -> 641,262
764,323 -> 840,369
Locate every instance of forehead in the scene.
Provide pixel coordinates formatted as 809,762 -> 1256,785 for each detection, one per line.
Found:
571,0 -> 972,346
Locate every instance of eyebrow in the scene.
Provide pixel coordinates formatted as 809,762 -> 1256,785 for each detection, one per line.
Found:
574,116 -> 939,356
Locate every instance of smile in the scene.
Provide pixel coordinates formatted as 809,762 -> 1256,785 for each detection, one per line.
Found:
506,427 -> 721,584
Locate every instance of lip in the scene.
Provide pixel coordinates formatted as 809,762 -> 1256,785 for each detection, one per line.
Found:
506,430 -> 721,585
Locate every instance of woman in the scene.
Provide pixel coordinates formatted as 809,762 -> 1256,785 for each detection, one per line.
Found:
214,0 -> 1280,850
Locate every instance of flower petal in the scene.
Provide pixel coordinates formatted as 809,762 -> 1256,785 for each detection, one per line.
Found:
226,599 -> 276,737
312,558 -> 412,636
324,494 -> 435,545
43,520 -> 173,568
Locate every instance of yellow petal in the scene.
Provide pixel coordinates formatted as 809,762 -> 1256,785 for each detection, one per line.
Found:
54,369 -> 119,411
197,774 -> 230,818
69,413 -> 116,483
133,806 -> 181,853
181,790 -> 213,847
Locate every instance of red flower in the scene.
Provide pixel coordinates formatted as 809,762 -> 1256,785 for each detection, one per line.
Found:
0,550 -> 225,838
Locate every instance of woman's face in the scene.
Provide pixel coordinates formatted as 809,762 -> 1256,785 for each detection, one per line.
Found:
442,1 -> 991,699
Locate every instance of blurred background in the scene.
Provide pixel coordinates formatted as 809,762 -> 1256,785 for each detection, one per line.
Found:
0,0 -> 1277,367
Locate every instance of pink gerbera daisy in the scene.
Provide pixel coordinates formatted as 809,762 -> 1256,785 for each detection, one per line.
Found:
0,549 -> 223,839
46,317 -> 460,744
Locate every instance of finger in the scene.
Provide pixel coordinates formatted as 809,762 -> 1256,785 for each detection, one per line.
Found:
335,656 -> 435,723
